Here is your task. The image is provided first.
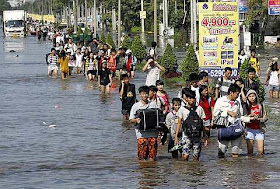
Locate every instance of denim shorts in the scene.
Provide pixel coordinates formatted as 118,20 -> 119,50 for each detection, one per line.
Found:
245,128 -> 264,140
268,84 -> 279,91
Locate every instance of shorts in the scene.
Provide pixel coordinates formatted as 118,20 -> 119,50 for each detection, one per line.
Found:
121,107 -> 132,115
245,128 -> 264,140
87,70 -> 97,75
218,136 -> 242,155
268,84 -> 279,91
100,80 -> 110,86
182,136 -> 202,157
137,137 -> 158,160
48,65 -> 58,72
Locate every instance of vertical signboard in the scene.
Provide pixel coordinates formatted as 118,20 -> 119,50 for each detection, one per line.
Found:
268,0 -> 280,15
239,0 -> 248,13
198,2 -> 239,78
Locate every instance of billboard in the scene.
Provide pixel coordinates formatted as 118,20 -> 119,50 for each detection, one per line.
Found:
268,0 -> 280,15
198,2 -> 239,78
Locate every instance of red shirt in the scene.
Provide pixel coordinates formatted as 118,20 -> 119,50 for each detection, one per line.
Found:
199,96 -> 215,121
108,56 -> 117,72
247,104 -> 261,130
126,56 -> 132,72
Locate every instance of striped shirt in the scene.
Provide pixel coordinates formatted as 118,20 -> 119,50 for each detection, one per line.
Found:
47,55 -> 58,66
216,77 -> 235,97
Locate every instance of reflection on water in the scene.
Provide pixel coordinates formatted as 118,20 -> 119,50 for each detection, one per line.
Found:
0,31 -> 280,188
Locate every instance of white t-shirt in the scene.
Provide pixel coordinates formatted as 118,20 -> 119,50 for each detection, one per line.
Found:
178,105 -> 205,121
269,71 -> 279,86
191,86 -> 200,106
75,54 -> 84,68
145,65 -> 161,86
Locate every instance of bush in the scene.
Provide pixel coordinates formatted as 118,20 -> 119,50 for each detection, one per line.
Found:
180,44 -> 199,81
121,34 -> 131,49
131,36 -> 146,62
240,58 -> 266,102
106,33 -> 116,49
159,43 -> 178,73
100,32 -> 106,43
130,26 -> 141,33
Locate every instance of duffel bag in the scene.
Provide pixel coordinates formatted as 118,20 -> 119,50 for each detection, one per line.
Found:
218,120 -> 244,141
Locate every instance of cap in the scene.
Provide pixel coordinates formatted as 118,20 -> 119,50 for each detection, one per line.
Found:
272,57 -> 278,61
126,49 -> 132,54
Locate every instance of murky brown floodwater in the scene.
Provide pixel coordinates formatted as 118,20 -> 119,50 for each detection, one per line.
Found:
0,31 -> 279,189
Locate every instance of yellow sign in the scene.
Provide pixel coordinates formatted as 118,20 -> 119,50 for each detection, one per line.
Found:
198,2 -> 239,77
28,14 -> 56,23
140,11 -> 146,19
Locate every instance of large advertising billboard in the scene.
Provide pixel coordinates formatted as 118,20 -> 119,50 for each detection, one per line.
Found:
198,2 -> 239,77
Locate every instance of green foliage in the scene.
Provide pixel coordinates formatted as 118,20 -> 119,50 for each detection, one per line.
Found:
121,35 -> 131,49
180,44 -> 199,81
160,43 -> 178,73
131,36 -> 146,62
0,0 -> 11,13
106,33 -> 116,49
240,58 -> 266,102
100,32 -> 106,43
130,26 -> 141,33
77,27 -> 83,34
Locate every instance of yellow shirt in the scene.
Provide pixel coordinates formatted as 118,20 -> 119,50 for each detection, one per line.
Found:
249,57 -> 260,74
59,57 -> 69,73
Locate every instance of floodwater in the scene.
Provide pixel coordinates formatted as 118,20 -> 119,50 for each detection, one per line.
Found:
0,32 -> 280,189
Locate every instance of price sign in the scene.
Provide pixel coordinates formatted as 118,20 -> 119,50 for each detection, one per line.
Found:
198,2 -> 239,77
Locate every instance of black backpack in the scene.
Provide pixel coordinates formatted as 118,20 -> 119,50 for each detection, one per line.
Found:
136,108 -> 161,131
182,106 -> 203,141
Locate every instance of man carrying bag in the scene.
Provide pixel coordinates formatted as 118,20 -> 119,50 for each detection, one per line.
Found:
213,84 -> 255,158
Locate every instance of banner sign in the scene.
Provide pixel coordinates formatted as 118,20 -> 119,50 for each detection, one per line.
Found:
268,0 -> 280,15
28,14 -> 56,23
198,2 -> 239,78
239,0 -> 248,13
140,11 -> 146,19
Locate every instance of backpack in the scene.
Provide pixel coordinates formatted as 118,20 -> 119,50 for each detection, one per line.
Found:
182,106 -> 203,141
136,108 -> 160,131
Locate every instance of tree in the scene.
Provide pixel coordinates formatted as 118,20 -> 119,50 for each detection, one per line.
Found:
100,31 -> 106,43
106,33 -> 116,49
131,36 -> 146,63
180,44 -> 199,81
0,0 -> 11,14
121,34 -> 131,49
240,58 -> 265,102
160,43 -> 178,73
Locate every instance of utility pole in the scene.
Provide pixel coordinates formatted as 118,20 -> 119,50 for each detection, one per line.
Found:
112,8 -> 116,31
141,0 -> 145,33
94,0 -> 97,37
85,0 -> 88,28
164,0 -> 168,28
74,0 -> 77,33
193,0 -> 197,49
118,0 -> 121,47
175,1 -> 177,14
154,0 -> 157,43
41,0 -> 44,23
